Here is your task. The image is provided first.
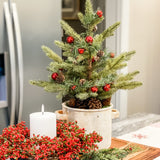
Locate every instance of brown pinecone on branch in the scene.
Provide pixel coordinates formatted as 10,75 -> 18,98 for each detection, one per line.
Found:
92,25 -> 98,32
88,98 -> 102,109
67,98 -> 76,107
97,50 -> 104,57
76,99 -> 88,109
79,79 -> 86,85
56,72 -> 65,83
94,56 -> 100,62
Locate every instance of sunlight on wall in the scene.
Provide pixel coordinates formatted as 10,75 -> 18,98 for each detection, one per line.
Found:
128,0 -> 160,114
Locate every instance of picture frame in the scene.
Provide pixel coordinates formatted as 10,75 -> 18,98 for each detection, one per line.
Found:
62,0 -> 80,20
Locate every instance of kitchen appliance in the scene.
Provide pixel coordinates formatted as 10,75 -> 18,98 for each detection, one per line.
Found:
0,0 -> 62,127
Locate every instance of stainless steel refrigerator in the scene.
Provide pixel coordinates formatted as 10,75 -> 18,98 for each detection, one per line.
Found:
0,0 -> 62,129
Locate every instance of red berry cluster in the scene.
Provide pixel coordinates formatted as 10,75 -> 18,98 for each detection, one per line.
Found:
0,121 -> 30,160
66,36 -> 74,43
91,86 -> 98,92
85,36 -> 93,44
78,48 -> 85,54
103,84 -> 111,92
71,85 -> 76,90
110,52 -> 115,58
51,72 -> 58,80
96,10 -> 103,17
0,121 -> 102,160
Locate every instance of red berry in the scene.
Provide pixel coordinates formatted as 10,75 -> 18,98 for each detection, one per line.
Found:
71,85 -> 76,90
67,36 -> 74,43
97,10 -> 103,18
85,36 -> 93,44
92,57 -> 95,63
59,68 -> 63,71
51,72 -> 58,80
110,52 -> 115,58
91,86 -> 98,92
78,48 -> 85,54
103,84 -> 111,92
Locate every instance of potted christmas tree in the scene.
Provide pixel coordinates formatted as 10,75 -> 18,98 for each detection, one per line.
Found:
30,0 -> 142,149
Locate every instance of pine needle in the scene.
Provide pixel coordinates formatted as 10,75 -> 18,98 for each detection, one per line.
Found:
60,20 -> 81,41
94,22 -> 120,43
42,46 -> 63,63
85,0 -> 94,16
54,41 -> 72,51
78,12 -> 85,25
117,71 -> 140,82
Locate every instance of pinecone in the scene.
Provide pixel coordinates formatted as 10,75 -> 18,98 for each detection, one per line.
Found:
88,98 -> 102,109
67,98 -> 76,107
94,56 -> 100,62
79,79 -> 86,85
76,99 -> 88,109
102,97 -> 111,106
92,25 -> 98,32
56,72 -> 65,83
97,50 -> 104,57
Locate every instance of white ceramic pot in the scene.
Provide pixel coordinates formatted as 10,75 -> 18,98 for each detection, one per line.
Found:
55,102 -> 119,149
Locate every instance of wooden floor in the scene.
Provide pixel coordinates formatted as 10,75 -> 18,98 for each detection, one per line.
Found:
111,138 -> 160,160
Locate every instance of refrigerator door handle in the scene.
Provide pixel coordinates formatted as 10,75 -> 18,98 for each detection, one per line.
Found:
12,3 -> 24,123
4,2 -> 16,125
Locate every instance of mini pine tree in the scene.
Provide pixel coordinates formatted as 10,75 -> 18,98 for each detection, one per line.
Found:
30,0 -> 142,109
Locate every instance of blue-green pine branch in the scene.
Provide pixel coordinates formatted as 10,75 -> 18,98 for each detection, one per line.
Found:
114,81 -> 143,90
98,88 -> 117,100
60,20 -> 81,41
117,71 -> 140,82
42,46 -> 63,63
48,62 -> 86,77
54,41 -> 72,51
85,0 -> 94,16
94,22 -> 120,44
30,80 -> 65,93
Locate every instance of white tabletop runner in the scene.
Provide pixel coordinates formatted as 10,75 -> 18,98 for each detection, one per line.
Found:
118,121 -> 160,159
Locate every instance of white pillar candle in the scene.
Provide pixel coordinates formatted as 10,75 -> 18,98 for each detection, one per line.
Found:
30,104 -> 56,138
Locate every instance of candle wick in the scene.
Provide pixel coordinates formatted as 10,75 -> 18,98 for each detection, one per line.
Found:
42,104 -> 45,115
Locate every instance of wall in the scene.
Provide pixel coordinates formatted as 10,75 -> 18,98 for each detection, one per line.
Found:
128,0 -> 160,114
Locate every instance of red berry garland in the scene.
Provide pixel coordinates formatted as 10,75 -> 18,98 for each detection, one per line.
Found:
51,72 -> 58,80
103,84 -> 111,92
66,36 -> 74,43
97,10 -> 103,18
0,121 -> 102,160
78,48 -> 85,54
71,85 -> 76,90
110,52 -> 115,58
85,36 -> 93,44
91,86 -> 98,92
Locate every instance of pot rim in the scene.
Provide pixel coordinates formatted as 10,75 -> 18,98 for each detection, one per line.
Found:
62,102 -> 113,112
